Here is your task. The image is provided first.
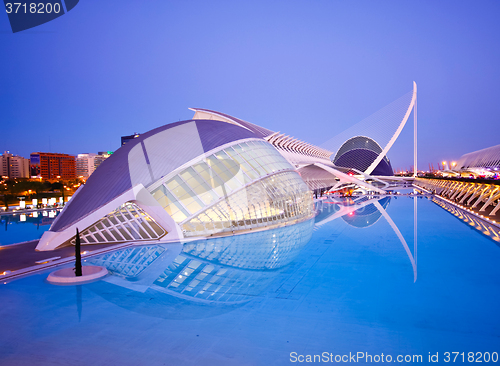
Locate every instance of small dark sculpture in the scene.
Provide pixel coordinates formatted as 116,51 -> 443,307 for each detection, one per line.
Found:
74,228 -> 82,277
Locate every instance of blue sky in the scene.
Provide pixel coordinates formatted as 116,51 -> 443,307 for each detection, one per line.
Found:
1,1 -> 499,171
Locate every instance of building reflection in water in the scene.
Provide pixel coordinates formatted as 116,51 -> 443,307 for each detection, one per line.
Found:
85,194 -> 418,318
315,194 -> 417,282
87,219 -> 314,318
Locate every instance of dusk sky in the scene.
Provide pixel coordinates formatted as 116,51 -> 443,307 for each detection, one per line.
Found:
1,1 -> 499,171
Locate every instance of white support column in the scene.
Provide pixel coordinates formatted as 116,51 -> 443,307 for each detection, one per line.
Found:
481,189 -> 500,212
414,88 -> 417,177
467,185 -> 486,205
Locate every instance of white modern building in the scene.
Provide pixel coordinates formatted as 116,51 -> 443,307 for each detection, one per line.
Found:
453,144 -> 500,177
37,120 -> 315,251
37,83 -> 417,251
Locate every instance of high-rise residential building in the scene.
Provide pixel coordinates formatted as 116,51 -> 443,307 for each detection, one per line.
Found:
121,133 -> 140,146
30,152 -> 76,179
76,153 -> 97,178
94,151 -> 112,170
0,151 -> 30,179
76,152 -> 112,178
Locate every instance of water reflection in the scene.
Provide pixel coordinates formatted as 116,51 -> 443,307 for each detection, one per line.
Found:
86,219 -> 314,318
315,194 -> 417,282
0,211 -> 60,230
0,210 -> 60,245
84,194 -> 420,319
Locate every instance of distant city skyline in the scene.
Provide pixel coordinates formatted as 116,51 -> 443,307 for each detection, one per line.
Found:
2,1 -> 500,170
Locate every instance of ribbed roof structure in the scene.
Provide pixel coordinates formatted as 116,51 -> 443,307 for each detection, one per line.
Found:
455,144 -> 500,170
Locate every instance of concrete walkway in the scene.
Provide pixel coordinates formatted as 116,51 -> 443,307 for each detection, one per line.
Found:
0,241 -> 132,282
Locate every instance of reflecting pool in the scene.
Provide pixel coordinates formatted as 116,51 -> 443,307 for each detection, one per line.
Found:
0,210 -> 60,246
1,195 -> 500,365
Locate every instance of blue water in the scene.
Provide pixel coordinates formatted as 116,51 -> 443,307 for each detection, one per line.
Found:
1,196 -> 499,365
0,210 -> 60,246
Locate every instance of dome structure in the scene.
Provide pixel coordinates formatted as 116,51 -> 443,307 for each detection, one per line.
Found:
341,196 -> 391,228
37,119 -> 314,251
331,136 -> 394,176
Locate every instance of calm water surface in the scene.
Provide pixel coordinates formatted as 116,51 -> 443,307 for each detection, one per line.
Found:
1,195 -> 499,365
0,210 -> 60,246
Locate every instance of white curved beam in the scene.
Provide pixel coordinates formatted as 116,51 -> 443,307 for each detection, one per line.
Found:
373,200 -> 417,282
314,163 -> 386,194
365,82 -> 417,175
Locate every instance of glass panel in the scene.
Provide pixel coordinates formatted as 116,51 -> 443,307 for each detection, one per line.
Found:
156,194 -> 170,208
123,222 -> 141,240
186,200 -> 203,214
207,156 -> 228,176
93,233 -> 105,242
109,228 -> 124,241
85,235 -> 96,243
102,230 -> 114,242
118,226 -> 133,240
180,171 -> 312,237
179,167 -> 198,183
199,191 -> 218,206
115,212 -> 126,223
171,210 -> 187,222
140,220 -> 156,238
145,218 -> 165,236
166,176 -> 189,199
131,221 -> 149,239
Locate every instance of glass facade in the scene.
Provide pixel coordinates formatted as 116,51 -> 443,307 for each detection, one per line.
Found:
149,140 -> 314,237
70,202 -> 166,245
182,172 -> 312,236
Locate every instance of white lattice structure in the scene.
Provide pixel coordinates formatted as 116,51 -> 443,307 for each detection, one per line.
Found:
455,144 -> 500,172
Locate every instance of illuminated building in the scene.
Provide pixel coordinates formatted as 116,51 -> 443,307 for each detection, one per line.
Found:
76,152 -> 112,178
121,133 -> 140,146
37,120 -> 315,251
453,144 -> 500,177
30,152 -> 76,179
36,84 -> 417,251
0,151 -> 30,179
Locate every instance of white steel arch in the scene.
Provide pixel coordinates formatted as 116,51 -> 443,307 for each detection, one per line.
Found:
365,82 -> 417,175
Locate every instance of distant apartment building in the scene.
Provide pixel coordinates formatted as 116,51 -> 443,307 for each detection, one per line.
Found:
76,152 -> 112,178
0,151 -> 30,179
30,152 -> 76,179
121,133 -> 140,146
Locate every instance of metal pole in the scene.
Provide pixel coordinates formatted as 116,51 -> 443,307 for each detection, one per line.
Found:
413,84 -> 417,177
414,191 -> 417,281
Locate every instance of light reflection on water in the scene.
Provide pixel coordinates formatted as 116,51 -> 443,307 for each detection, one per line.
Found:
0,210 -> 60,245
